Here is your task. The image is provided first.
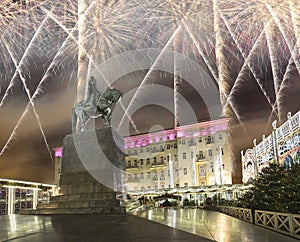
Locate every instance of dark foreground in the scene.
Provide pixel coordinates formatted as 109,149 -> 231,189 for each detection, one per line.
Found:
0,213 -> 212,242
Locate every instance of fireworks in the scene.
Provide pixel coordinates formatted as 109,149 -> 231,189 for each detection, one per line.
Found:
0,0 -> 299,159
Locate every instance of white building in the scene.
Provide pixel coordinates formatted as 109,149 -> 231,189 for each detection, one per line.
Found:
242,111 -> 300,183
0,178 -> 56,215
124,118 -> 233,193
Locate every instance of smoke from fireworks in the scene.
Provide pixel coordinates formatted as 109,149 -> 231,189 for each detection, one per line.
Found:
0,0 -> 299,161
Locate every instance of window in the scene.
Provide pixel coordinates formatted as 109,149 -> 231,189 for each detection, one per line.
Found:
208,149 -> 213,157
146,158 -> 150,165
201,182 -> 205,187
146,147 -> 150,152
174,155 -> 178,161
127,160 -> 131,166
147,172 -> 150,179
134,173 -> 138,180
134,160 -> 138,165
160,145 -> 163,151
210,163 -> 214,172
181,139 -> 186,145
167,156 -> 170,161
140,159 -> 143,165
184,182 -> 188,187
140,173 -> 144,179
176,184 -> 179,188
160,157 -> 164,162
189,138 -> 196,146
219,134 -> 223,140
198,137 -> 202,143
175,169 -> 179,176
153,172 -> 158,180
140,148 -> 143,153
167,144 -> 170,149
153,157 -> 157,163
222,164 -> 225,170
183,168 -> 187,175
160,171 -> 165,180
174,143 -> 177,149
183,152 -> 186,159
198,151 -> 204,159
191,151 -> 194,159
200,165 -> 205,176
207,136 -> 212,144
221,148 -> 224,155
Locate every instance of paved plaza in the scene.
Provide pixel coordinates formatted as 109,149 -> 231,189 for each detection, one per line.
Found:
0,209 -> 299,242
134,208 -> 299,242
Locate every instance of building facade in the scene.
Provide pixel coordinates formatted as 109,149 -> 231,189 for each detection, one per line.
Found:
242,110 -> 300,183
0,178 -> 56,215
124,118 -> 233,193
53,147 -> 63,186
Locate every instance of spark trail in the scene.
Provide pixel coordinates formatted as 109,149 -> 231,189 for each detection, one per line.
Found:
0,13 -> 53,160
219,13 -> 276,112
116,25 -> 182,131
2,40 -> 53,161
0,14 -> 51,108
220,17 -> 275,116
42,4 -> 140,133
266,4 -> 300,74
183,22 -> 219,83
0,15 -> 78,157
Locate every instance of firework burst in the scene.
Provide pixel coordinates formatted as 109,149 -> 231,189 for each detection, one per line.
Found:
0,0 -> 299,160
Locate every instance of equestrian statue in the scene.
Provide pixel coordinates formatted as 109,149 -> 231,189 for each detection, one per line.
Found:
72,76 -> 122,132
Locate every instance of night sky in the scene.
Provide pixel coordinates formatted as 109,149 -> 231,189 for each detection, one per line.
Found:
0,1 -> 300,184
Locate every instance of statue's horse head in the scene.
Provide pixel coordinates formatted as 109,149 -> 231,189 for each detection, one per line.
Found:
102,88 -> 122,104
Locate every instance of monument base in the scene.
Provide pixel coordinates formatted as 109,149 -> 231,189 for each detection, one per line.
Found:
21,127 -> 125,215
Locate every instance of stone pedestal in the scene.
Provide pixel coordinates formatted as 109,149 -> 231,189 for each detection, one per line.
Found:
22,127 -> 126,214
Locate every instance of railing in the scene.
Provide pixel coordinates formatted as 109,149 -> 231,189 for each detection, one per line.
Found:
219,206 -> 300,240
290,111 -> 300,131
126,164 -> 138,169
219,206 -> 253,223
151,162 -> 166,167
255,210 -> 300,239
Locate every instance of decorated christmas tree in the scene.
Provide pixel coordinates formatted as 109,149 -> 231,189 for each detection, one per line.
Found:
237,163 -> 300,214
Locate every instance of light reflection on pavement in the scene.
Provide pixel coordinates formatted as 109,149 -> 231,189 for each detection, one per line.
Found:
133,208 -> 299,242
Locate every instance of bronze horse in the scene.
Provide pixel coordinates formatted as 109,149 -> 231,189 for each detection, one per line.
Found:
72,77 -> 122,132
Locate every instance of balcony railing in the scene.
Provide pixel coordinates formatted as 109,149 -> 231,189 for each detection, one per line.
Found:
127,177 -> 139,182
197,155 -> 205,161
126,164 -> 138,169
151,162 -> 166,167
290,111 -> 300,131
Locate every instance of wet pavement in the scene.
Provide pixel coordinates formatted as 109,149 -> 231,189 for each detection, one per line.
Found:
0,213 -> 211,242
133,208 -> 299,242
1,209 -> 299,242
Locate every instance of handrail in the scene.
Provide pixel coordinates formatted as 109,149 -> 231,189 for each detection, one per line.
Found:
218,206 -> 300,240
219,206 -> 253,223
